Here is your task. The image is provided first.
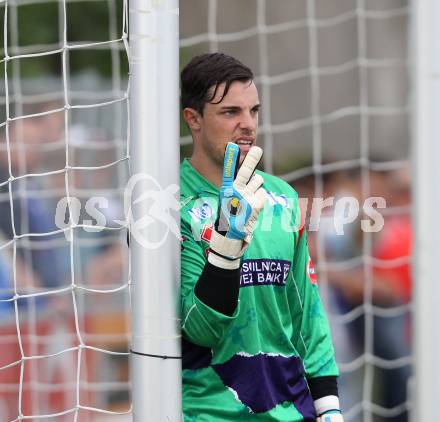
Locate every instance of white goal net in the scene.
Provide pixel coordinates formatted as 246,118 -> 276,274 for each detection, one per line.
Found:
0,0 -> 412,421
0,0 -> 131,420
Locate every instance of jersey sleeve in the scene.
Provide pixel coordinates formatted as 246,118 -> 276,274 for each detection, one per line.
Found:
288,209 -> 339,380
180,219 -> 240,348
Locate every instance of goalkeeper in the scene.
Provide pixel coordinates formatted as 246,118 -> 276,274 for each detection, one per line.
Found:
180,53 -> 342,422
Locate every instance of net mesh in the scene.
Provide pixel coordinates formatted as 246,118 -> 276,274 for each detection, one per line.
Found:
180,1 -> 411,422
0,0 -> 131,420
0,0 -> 412,421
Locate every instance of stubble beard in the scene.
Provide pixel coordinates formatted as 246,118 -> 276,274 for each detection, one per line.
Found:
202,137 -> 227,170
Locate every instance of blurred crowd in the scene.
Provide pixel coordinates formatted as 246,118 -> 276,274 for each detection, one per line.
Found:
0,102 -> 130,417
0,103 -> 128,306
295,166 -> 412,422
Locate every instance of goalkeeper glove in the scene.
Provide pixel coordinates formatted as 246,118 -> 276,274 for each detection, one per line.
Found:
316,410 -> 344,422
315,396 -> 344,422
208,142 -> 267,269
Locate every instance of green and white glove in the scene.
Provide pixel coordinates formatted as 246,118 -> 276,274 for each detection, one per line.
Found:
315,396 -> 344,422
208,142 -> 267,269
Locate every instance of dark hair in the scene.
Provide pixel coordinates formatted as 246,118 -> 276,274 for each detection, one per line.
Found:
180,53 -> 254,114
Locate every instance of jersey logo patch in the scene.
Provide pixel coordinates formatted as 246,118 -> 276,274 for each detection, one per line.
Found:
240,259 -> 291,287
188,202 -> 213,221
267,192 -> 289,208
201,224 -> 213,243
307,257 -> 317,284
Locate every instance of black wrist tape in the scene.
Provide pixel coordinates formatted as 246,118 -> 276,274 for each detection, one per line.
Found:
194,261 -> 241,316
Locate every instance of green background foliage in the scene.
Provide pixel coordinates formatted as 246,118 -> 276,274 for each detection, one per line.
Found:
0,0 -> 127,77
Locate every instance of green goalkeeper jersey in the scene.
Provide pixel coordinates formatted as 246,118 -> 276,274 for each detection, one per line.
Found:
180,158 -> 339,422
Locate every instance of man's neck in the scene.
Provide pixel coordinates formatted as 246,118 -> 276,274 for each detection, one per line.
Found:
190,152 -> 222,188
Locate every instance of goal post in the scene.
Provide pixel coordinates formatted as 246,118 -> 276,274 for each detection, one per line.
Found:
412,0 -> 440,420
129,0 -> 181,421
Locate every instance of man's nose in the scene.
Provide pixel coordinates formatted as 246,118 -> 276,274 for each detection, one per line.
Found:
239,111 -> 257,132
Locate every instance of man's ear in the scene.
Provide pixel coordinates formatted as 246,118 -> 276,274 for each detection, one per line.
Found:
183,108 -> 202,132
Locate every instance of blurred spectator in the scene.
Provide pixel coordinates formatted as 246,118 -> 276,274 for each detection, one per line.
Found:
66,121 -> 129,293
370,168 -> 412,422
84,243 -> 127,287
319,168 -> 412,422
0,104 -> 68,301
302,170 -> 365,421
372,168 -> 412,305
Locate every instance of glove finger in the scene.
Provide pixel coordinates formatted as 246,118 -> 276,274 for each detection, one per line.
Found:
221,142 -> 240,187
252,187 -> 268,212
234,146 -> 263,188
246,173 -> 264,194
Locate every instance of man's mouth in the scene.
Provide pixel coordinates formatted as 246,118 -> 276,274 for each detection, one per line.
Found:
235,138 -> 254,146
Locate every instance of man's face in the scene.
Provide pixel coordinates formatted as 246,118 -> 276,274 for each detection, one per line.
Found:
198,80 -> 260,167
